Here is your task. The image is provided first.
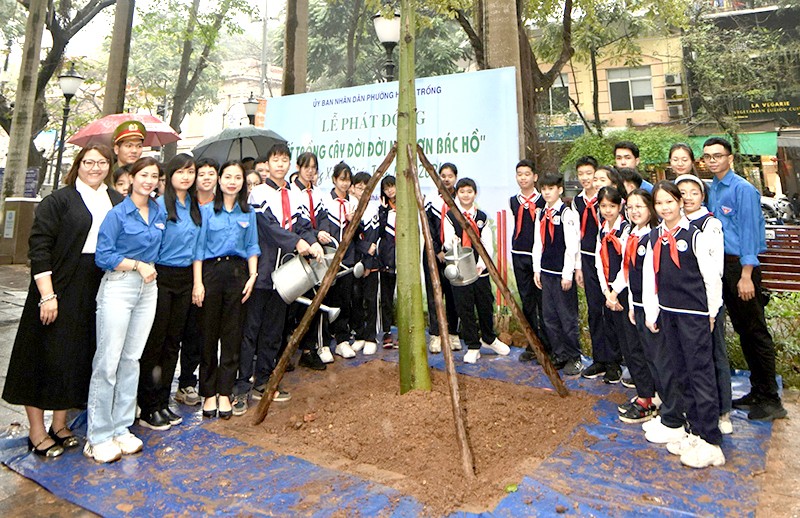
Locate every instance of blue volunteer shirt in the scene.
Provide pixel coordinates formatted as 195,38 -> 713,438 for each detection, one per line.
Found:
194,202 -> 260,261
96,196 -> 167,270
640,179 -> 654,193
708,169 -> 766,267
155,195 -> 202,267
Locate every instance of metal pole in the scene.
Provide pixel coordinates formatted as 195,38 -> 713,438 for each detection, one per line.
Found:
53,96 -> 72,190
260,0 -> 268,97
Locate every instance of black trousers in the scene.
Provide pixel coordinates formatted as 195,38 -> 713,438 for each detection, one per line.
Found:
722,259 -> 780,403
633,307 -> 677,420
326,274 -> 354,344
601,290 -> 630,367
199,257 -> 248,398
236,288 -> 286,395
352,272 -> 379,341
614,292 -> 655,399
138,264 -> 193,414
540,273 -> 580,361
513,254 -> 550,351
178,303 -> 203,390
423,258 -> 459,336
661,311 -> 721,446
286,296 -> 323,352
582,254 -> 615,363
380,271 -> 397,333
452,276 -> 496,349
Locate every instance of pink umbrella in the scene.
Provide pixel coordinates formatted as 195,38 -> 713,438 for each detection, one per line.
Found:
67,113 -> 181,148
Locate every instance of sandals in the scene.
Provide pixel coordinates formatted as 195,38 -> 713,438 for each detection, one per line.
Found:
49,426 -> 80,449
27,436 -> 64,458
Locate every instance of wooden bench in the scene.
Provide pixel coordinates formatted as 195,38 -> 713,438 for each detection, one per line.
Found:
759,225 -> 800,292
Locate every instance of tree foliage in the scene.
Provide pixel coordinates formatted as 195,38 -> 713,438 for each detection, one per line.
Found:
560,127 -> 687,172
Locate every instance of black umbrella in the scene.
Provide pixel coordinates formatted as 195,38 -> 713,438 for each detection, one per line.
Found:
192,126 -> 287,164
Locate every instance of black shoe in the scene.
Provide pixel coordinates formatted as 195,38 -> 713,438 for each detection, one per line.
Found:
748,401 -> 788,421
563,358 -> 583,376
581,362 -> 607,379
48,426 -> 79,449
286,362 -> 296,372
159,408 -> 183,425
621,376 -> 636,389
139,410 -> 171,430
551,356 -> 567,370
202,408 -> 217,418
28,437 -> 64,458
519,347 -> 536,362
732,393 -> 760,410
299,351 -> 327,371
218,409 -> 232,420
618,400 -> 656,424
603,363 -> 622,384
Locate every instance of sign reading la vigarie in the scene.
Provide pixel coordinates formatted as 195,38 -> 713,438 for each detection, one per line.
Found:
264,67 -> 520,217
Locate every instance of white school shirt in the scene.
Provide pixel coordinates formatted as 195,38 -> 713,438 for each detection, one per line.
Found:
594,216 -> 630,295
531,200 -> 580,281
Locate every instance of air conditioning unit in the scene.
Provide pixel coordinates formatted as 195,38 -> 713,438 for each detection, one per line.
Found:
665,86 -> 683,101
668,105 -> 684,118
665,73 -> 682,85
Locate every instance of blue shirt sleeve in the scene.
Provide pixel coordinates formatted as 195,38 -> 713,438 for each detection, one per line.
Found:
96,207 -> 124,270
194,204 -> 211,262
245,210 -> 261,258
736,181 -> 764,267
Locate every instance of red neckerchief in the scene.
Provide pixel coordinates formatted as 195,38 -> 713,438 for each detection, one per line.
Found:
279,187 -> 292,230
461,211 -> 480,248
304,189 -> 316,228
439,197 -> 449,244
514,191 -> 539,239
600,227 -> 623,282
580,196 -> 599,239
653,225 -> 682,291
540,207 -> 555,244
623,232 -> 640,283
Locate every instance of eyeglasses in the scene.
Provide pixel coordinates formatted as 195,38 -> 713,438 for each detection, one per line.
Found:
701,153 -> 729,163
82,159 -> 110,169
627,204 -> 648,211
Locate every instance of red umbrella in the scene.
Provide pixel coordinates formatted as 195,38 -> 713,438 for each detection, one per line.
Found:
67,113 -> 181,148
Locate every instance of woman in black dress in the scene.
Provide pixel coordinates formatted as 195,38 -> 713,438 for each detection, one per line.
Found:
2,144 -> 123,457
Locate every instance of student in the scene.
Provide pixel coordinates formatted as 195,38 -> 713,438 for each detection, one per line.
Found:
509,159 -> 549,362
573,157 -> 609,381
113,166 -> 132,196
618,168 -> 646,197
614,141 -> 653,192
618,189 -> 661,424
590,186 -> 629,384
531,173 -> 581,375
137,154 -> 201,431
593,165 -> 627,199
443,178 -> 510,363
643,181 -> 724,469
175,158 -> 217,407
192,161 -> 260,421
246,172 -> 262,195
676,173 -> 732,434
377,176 -> 398,348
86,157 -> 165,463
349,171 -> 380,355
424,163 -> 461,353
320,162 -> 360,360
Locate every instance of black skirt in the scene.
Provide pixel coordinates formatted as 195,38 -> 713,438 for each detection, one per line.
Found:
2,255 -> 104,410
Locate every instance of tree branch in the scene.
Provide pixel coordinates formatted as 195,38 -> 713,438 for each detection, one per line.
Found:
452,8 -> 485,70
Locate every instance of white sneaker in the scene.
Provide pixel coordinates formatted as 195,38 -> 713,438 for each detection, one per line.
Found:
680,438 -> 726,468
363,341 -> 377,355
667,433 -> 700,456
351,340 -> 365,352
642,415 -> 661,432
83,440 -> 122,463
335,341 -> 356,359
645,421 -> 688,445
464,350 -> 481,364
113,432 -> 143,455
429,335 -> 442,353
718,412 -> 733,435
482,338 -> 510,356
319,346 -> 334,363
449,335 -> 462,350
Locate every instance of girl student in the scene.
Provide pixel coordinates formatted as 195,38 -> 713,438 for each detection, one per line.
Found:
592,165 -> 627,200
86,157 -> 166,463
192,161 -> 260,420
376,175 -> 398,348
618,189 -> 662,424
642,181 -> 725,469
136,154 -> 202,431
675,172 -> 732,435
669,142 -> 697,177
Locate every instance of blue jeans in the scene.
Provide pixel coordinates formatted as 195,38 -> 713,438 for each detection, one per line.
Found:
87,270 -> 158,445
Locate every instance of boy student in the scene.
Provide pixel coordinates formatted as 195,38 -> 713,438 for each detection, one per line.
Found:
443,178 -> 510,364
532,173 -> 582,375
614,141 -> 653,193
509,159 -> 549,362
572,156 -> 611,379
349,171 -> 381,355
232,145 -> 324,416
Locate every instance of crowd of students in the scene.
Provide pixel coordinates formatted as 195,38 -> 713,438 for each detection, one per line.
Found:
2,120 -> 785,471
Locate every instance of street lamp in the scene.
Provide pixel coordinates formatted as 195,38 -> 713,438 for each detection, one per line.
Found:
53,62 -> 84,189
372,12 -> 401,82
244,92 -> 259,126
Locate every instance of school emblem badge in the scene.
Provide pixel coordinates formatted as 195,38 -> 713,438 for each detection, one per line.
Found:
676,239 -> 688,252
637,245 -> 646,256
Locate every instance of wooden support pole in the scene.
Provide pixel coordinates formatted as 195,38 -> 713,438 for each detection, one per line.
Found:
406,145 -> 475,479
417,145 -> 569,397
251,147 -> 397,425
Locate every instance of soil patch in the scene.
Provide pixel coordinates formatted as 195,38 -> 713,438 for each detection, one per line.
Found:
210,359 -> 599,515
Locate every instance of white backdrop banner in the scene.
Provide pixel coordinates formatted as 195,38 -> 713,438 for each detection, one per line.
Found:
264,67 -> 520,217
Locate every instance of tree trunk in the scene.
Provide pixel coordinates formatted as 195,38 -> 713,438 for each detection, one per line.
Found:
343,0 -> 363,88
2,0 -> 47,213
590,47 -> 602,136
396,0 -> 431,394
102,0 -> 136,115
164,0 -> 200,160
283,0 -> 298,95
294,0 -> 309,94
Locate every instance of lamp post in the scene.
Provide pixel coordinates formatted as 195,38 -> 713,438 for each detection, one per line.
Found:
372,12 -> 401,82
244,92 -> 259,126
53,62 -> 84,189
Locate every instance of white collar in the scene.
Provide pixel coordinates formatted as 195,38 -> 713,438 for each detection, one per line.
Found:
75,177 -> 109,197
686,207 -> 710,221
544,200 -> 564,211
